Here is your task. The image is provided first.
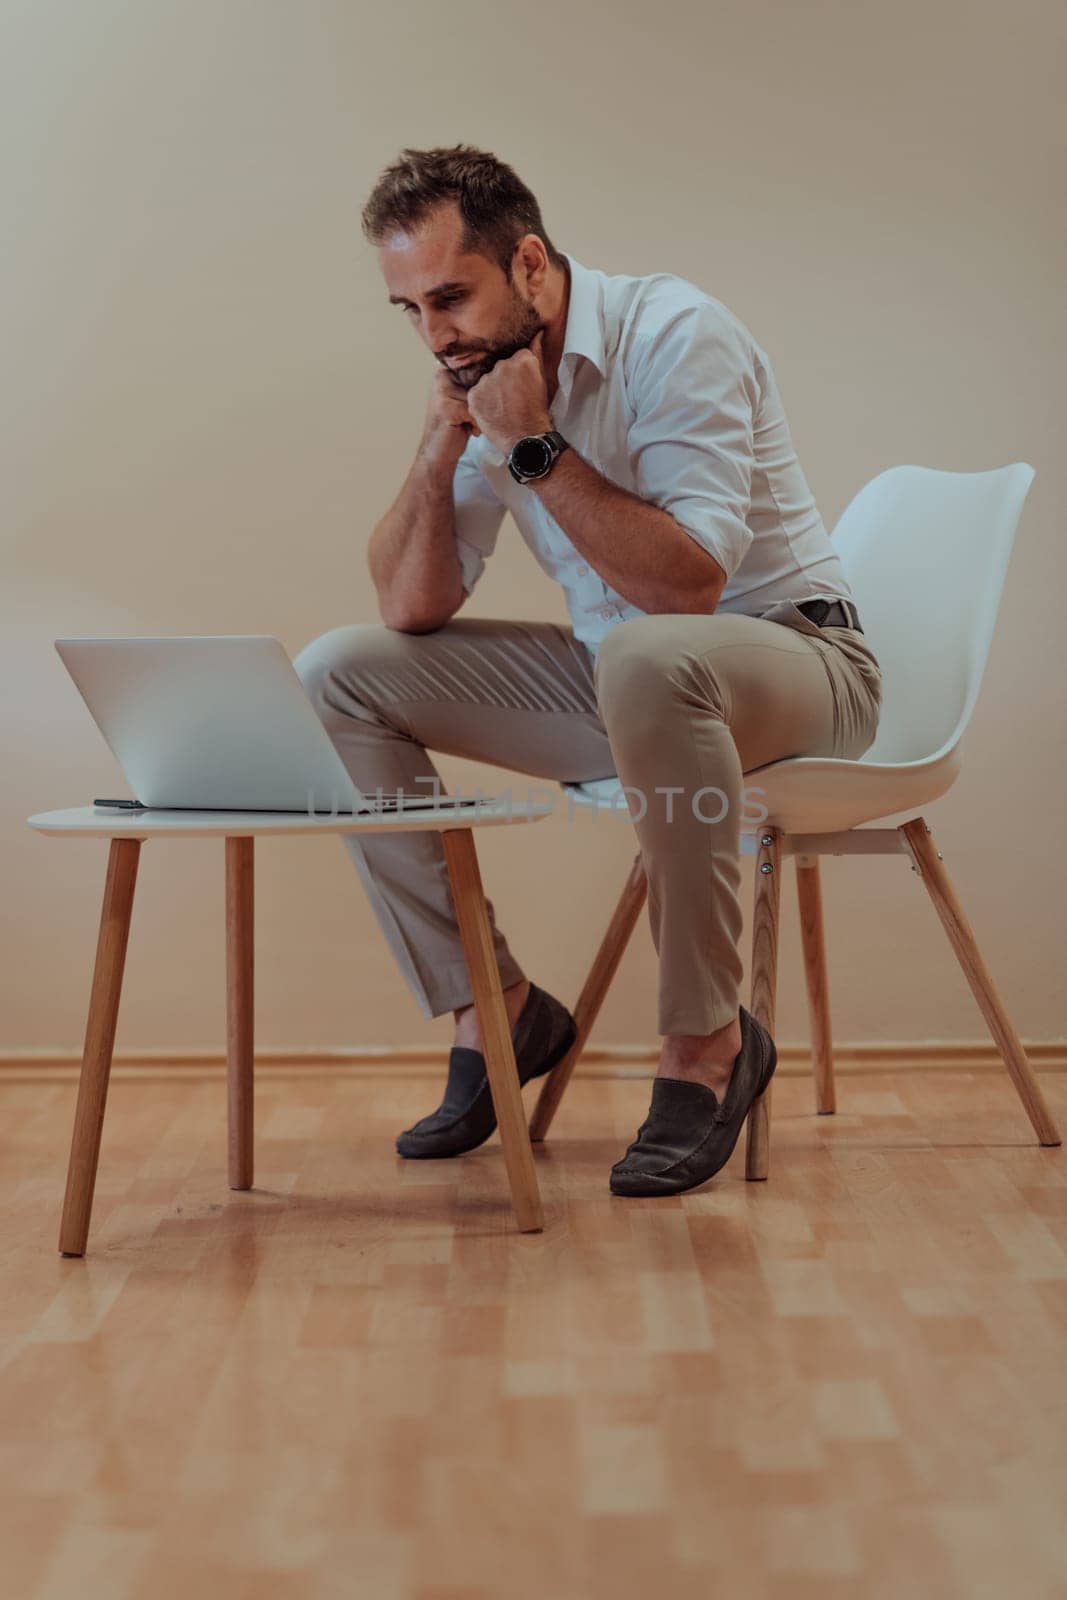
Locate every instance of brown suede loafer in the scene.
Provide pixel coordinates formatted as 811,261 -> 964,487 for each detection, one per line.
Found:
396,981 -> 577,1159
609,1004 -> 778,1196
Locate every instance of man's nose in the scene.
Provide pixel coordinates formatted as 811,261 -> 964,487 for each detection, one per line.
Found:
423,310 -> 457,356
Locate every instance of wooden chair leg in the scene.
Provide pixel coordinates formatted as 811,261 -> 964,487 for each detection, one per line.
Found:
59,837 -> 141,1257
745,827 -> 783,1180
900,817 -> 1060,1146
796,856 -> 835,1114
226,836 -> 254,1190
441,828 -> 544,1232
530,851 -> 647,1142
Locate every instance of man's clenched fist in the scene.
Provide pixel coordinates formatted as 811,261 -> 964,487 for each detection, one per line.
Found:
420,367 -> 483,467
466,329 -> 554,457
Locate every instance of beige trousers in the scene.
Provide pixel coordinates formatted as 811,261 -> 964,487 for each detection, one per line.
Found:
292,600 -> 883,1034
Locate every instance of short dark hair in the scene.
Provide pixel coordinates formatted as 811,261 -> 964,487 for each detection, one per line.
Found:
361,143 -> 564,280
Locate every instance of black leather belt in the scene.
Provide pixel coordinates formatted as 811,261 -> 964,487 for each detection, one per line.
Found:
795,597 -> 864,634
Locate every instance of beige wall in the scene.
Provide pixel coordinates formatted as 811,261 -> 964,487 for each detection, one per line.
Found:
3,0 -> 1064,1055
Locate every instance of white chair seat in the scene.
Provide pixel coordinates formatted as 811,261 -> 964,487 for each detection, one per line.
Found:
562,743 -> 962,835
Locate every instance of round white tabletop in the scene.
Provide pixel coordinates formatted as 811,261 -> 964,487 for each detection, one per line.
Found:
26,800 -> 557,839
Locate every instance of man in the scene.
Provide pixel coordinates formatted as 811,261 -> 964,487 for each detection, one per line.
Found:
293,143 -> 884,1197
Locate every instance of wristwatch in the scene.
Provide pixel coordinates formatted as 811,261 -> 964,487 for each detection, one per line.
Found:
507,429 -> 570,484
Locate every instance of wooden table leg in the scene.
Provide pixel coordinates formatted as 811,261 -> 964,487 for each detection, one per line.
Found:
746,826 -> 782,1181
441,827 -> 544,1233
226,836 -> 255,1189
59,837 -> 141,1257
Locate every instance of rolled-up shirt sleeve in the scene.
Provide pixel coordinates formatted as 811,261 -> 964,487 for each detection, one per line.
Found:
452,443 -> 507,597
626,302 -> 759,585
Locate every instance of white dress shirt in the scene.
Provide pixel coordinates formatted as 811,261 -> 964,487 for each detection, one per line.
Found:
451,251 -> 856,660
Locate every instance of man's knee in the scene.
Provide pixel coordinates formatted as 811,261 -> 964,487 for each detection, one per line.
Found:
594,616 -> 692,717
291,622 -> 391,702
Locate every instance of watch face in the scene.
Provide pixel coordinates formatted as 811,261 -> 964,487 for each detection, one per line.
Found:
512,435 -> 553,477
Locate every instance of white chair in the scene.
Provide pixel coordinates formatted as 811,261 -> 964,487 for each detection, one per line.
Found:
531,463 -> 1061,1169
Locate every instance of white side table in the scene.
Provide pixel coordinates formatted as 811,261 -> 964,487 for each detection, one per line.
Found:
26,801 -> 556,1254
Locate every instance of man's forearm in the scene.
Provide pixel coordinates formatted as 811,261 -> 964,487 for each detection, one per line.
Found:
367,449 -> 466,629
523,445 -> 725,614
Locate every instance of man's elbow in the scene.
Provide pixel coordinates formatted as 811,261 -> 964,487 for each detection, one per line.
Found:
380,582 -> 468,633
381,609 -> 451,634
385,615 -> 450,635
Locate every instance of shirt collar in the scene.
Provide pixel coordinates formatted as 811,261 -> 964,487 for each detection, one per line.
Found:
556,252 -> 607,387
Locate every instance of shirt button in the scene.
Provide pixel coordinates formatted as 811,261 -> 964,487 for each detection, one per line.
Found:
576,564 -> 589,576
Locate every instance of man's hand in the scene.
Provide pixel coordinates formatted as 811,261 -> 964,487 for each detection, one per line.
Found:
466,329 -> 554,457
419,369 -> 482,469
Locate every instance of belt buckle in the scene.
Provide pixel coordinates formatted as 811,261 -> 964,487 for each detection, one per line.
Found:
799,597 -> 832,628
803,597 -> 860,632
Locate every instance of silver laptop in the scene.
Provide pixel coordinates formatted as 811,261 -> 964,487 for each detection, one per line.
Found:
54,635 -> 471,815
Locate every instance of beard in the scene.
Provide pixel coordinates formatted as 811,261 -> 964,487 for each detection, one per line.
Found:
441,287 -> 543,391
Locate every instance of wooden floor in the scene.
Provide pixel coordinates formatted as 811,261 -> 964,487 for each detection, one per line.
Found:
3,1067 -> 1067,1599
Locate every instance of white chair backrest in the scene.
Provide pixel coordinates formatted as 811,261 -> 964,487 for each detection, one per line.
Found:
832,463 -> 1035,765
